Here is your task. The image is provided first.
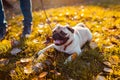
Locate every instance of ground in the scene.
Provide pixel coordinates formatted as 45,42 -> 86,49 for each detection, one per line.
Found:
0,0 -> 120,80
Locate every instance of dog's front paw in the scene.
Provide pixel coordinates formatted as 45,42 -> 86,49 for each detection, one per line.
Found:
38,50 -> 44,55
37,50 -> 45,59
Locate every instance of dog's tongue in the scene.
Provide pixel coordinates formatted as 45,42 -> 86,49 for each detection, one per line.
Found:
54,40 -> 62,44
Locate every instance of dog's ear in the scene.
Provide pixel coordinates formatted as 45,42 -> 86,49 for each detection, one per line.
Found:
66,26 -> 74,33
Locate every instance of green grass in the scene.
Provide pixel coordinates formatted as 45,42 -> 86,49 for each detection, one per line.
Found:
0,1 -> 120,80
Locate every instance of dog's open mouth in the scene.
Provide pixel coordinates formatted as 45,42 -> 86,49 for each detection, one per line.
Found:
54,40 -> 63,44
52,31 -> 69,46
53,37 -> 69,46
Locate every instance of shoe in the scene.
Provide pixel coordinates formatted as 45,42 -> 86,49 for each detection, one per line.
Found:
21,26 -> 31,38
0,27 -> 6,40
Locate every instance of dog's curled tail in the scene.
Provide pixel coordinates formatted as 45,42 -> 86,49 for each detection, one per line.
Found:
76,23 -> 86,28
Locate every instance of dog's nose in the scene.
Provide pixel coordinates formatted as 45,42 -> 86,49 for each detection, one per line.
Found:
52,33 -> 60,40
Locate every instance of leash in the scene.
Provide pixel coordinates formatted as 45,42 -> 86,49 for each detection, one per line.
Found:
32,1 -> 58,69
32,0 -> 53,62
39,0 -> 52,30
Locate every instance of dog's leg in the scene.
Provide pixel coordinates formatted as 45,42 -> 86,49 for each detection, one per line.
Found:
38,44 -> 55,55
64,48 -> 81,64
64,52 -> 78,64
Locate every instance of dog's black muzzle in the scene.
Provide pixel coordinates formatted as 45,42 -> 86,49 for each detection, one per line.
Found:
52,32 -> 69,46
52,33 -> 65,40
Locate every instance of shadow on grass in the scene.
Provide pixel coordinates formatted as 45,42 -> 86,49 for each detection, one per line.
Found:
0,38 -> 32,80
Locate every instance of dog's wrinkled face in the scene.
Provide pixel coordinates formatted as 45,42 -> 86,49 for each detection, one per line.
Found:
52,24 -> 74,46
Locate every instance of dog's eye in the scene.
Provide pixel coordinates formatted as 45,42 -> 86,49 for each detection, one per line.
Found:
60,31 -> 67,35
53,31 -> 56,34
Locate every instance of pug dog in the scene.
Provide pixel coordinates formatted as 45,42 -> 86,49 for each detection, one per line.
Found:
37,23 -> 92,64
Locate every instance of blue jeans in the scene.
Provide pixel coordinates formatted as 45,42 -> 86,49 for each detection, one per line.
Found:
0,0 -> 32,28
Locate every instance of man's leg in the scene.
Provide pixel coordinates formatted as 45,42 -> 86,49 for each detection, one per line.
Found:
20,0 -> 32,37
0,0 -> 6,40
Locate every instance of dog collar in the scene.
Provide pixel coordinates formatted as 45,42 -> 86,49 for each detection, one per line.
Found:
64,40 -> 73,51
